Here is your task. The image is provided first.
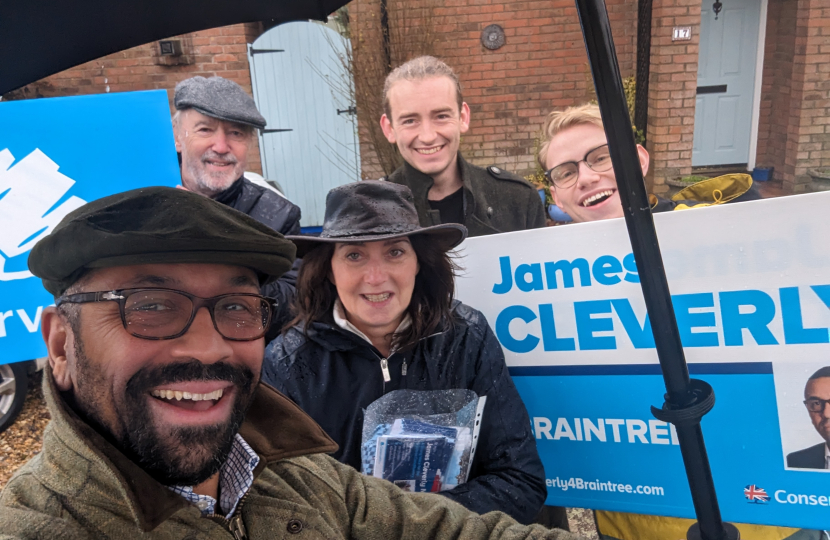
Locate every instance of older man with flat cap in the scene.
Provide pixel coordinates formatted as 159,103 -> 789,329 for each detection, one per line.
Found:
173,75 -> 301,332
0,187 -> 585,540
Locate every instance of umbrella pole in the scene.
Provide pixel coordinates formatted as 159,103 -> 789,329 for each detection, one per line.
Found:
571,0 -> 739,538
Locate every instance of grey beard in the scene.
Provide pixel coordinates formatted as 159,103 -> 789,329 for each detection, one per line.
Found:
184,159 -> 240,196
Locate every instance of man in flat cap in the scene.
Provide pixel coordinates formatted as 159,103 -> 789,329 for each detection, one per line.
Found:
173,75 -> 301,331
0,187 -> 583,540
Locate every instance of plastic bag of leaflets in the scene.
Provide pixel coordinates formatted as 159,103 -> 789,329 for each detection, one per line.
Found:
361,389 -> 486,493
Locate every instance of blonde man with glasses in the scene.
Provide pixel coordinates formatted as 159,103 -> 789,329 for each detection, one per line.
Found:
539,104 -> 649,224
539,104 -> 760,224
536,103 -> 803,540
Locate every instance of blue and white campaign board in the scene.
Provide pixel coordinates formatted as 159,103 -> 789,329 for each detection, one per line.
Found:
0,90 -> 181,365
455,192 -> 830,530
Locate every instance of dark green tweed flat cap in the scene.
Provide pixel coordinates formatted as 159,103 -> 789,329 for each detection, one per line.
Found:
28,187 -> 296,296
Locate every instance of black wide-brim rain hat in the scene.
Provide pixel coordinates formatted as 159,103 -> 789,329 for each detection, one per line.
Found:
288,180 -> 467,258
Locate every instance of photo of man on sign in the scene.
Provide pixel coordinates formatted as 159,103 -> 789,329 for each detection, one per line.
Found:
787,367 -> 830,470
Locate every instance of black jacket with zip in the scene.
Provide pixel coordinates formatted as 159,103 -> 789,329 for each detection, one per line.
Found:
385,154 -> 547,237
261,301 -> 547,525
214,176 -> 302,334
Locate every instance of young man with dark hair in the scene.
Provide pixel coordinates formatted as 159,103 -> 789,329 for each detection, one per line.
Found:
380,56 -> 547,237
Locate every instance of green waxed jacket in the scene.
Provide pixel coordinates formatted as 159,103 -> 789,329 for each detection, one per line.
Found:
0,372 -> 584,540
386,154 -> 547,238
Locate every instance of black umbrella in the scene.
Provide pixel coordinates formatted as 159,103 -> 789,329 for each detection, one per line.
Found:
574,0 -> 741,539
0,0 -> 349,96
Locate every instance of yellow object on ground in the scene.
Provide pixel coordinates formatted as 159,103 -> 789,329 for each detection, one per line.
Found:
672,173 -> 754,209
596,510 -> 808,540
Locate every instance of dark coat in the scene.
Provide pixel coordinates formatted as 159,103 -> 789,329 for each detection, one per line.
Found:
386,155 -> 547,237
215,176 -> 302,236
787,442 -> 826,469
262,302 -> 547,524
215,176 -> 302,333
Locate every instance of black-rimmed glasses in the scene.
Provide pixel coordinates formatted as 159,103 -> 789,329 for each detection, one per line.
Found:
56,288 -> 274,341
804,397 -> 830,413
545,144 -> 613,189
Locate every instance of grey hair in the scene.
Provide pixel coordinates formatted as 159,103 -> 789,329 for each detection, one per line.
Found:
382,56 -> 463,120
171,108 -> 254,136
56,271 -> 94,338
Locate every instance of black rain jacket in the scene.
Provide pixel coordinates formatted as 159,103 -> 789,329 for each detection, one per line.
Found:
261,301 -> 547,524
215,176 -> 302,236
214,176 -> 302,332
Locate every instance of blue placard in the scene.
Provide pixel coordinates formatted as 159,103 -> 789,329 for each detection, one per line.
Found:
0,90 -> 180,365
513,369 -> 796,524
455,192 -> 830,530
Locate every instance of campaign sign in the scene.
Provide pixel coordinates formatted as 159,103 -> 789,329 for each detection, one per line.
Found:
455,192 -> 830,529
0,90 -> 180,365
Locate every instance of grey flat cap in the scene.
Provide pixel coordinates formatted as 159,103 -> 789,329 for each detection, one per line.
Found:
174,76 -> 267,129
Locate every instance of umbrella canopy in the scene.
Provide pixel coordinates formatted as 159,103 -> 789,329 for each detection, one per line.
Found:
0,0 -> 350,95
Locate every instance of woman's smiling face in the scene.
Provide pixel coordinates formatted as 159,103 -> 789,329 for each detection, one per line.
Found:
330,238 -> 419,346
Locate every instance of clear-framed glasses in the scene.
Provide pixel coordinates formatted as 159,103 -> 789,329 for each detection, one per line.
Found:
544,144 -> 613,189
56,288 -> 274,341
804,397 -> 830,413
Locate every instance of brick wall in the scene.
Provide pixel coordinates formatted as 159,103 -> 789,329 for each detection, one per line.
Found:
644,0 -> 701,194
756,0 -> 798,185
351,0 -> 638,180
2,23 -> 265,174
790,0 -> 830,192
6,4 -> 827,193
755,0 -> 830,193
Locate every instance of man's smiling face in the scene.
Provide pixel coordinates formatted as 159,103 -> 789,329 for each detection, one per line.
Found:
174,109 -> 252,197
46,263 -> 264,486
546,122 -> 649,223
380,76 -> 470,178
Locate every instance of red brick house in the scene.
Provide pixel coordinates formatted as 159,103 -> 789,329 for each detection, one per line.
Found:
5,0 -> 828,195
350,0 -> 830,194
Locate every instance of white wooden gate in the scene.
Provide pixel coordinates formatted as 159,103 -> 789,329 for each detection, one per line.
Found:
249,21 -> 360,228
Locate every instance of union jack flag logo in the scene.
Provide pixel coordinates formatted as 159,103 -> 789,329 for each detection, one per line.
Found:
744,485 -> 770,503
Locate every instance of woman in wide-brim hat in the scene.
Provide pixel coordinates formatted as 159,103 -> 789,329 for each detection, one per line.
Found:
262,180 -> 546,524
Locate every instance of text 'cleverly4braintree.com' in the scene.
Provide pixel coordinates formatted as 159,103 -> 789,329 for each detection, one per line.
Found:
546,477 -> 665,496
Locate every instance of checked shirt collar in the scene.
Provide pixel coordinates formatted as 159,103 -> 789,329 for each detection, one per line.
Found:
167,434 -> 260,518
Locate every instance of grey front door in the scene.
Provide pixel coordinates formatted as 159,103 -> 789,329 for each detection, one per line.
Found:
692,0 -> 761,167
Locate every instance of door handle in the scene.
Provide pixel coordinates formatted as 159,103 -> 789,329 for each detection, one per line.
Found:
337,106 -> 356,115
696,85 -> 727,94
